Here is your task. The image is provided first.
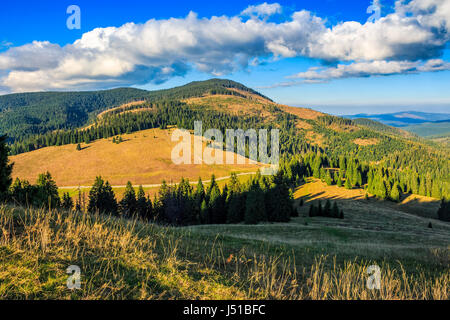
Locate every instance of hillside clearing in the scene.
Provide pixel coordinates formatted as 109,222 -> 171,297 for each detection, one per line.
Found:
10,128 -> 263,187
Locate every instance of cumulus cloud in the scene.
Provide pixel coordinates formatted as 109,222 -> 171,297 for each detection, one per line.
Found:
293,59 -> 450,79
0,0 -> 449,93
241,2 -> 282,18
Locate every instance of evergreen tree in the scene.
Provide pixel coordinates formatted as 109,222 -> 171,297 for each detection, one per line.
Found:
120,181 -> 137,217
227,192 -> 244,223
431,182 -> 441,199
208,183 -> 223,224
200,199 -> 208,224
317,201 -> 323,216
88,176 -> 118,215
390,182 -> 401,202
136,186 -> 151,220
35,172 -> 60,209
244,182 -> 266,224
324,200 -> 331,216
437,199 -> 450,222
194,178 -> 205,223
61,192 -> 73,210
76,143 -> 81,151
0,135 -> 13,200
344,178 -> 352,190
331,202 -> 339,218
325,170 -> 333,186
309,203 -> 316,217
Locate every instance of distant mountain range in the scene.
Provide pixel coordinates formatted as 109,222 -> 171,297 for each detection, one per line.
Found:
344,111 -> 450,127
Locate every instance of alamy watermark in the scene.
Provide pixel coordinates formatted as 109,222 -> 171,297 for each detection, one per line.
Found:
67,5 -> 81,30
367,0 -> 381,23
366,265 -> 381,290
67,265 -> 81,290
171,121 -> 280,175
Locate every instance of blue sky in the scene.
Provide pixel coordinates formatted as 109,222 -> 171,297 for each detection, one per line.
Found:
0,0 -> 449,115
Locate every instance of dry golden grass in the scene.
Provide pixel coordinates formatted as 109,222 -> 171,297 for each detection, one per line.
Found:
353,138 -> 379,146
278,105 -> 324,120
1,205 -> 447,300
11,128 -> 263,187
294,179 -> 441,218
96,100 -> 147,119
183,94 -> 275,120
305,131 -> 325,146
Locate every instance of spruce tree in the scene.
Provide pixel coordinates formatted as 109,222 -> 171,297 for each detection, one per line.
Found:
244,182 -> 266,224
325,170 -> 333,186
437,199 -> 450,222
390,182 -> 401,202
61,192 -> 73,210
0,135 -> 13,200
324,200 -> 331,217
200,199 -> 208,224
331,202 -> 339,218
88,176 -> 118,215
344,178 -> 352,190
227,193 -> 244,223
120,181 -> 137,217
35,172 -> 60,208
136,186 -> 151,220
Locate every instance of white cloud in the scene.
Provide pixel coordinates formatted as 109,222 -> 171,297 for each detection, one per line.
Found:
241,2 -> 282,18
281,59 -> 450,85
0,0 -> 449,93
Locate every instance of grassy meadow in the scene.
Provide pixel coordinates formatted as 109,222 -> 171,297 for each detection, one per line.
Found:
1,179 -> 448,300
10,127 -> 262,188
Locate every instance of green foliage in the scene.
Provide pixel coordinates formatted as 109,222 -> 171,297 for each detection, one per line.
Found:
0,135 -> 13,200
309,200 -> 343,219
119,181 -> 137,217
88,176 -> 118,215
245,182 -> 266,224
437,199 -> 450,222
61,192 -> 74,210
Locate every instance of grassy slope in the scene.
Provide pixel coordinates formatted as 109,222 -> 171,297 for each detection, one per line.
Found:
1,198 -> 448,299
10,127 -> 263,187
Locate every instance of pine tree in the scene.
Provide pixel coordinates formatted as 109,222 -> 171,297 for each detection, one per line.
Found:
431,182 -> 441,199
308,204 -> 316,217
317,201 -> 323,216
324,200 -> 331,217
208,183 -> 223,224
227,193 -> 244,223
344,177 -> 352,190
437,199 -> 450,222
244,182 -> 266,224
120,181 -> 137,217
61,192 -> 73,210
0,135 -> 13,200
325,170 -> 333,186
200,199 -> 208,224
390,182 -> 401,202
136,186 -> 151,220
76,143 -> 81,151
35,172 -> 60,208
88,176 -> 118,215
331,202 -> 339,218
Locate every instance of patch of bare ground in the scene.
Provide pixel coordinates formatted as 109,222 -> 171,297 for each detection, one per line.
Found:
353,138 -> 379,146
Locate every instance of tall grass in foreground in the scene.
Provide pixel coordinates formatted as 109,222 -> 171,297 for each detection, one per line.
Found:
0,205 -> 448,300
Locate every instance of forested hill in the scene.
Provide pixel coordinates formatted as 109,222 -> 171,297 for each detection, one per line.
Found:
3,78 -> 449,200
0,79 -> 269,143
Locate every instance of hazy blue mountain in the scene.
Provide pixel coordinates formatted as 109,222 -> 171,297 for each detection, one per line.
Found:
402,120 -> 450,137
344,111 -> 450,127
